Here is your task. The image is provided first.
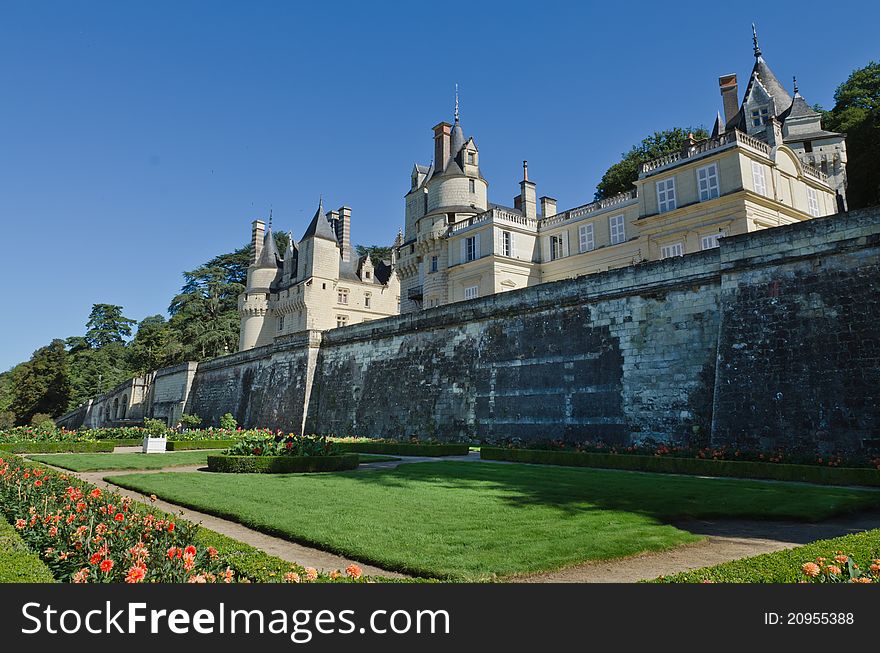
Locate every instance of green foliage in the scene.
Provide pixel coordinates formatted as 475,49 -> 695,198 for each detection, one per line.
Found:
334,441 -> 470,456
0,519 -> 56,583
84,304 -> 136,349
166,440 -> 236,451
355,244 -> 392,264
0,371 -> 13,414
143,418 -> 170,436
821,61 -> 880,209
9,340 -> 71,425
0,412 -> 15,430
65,340 -> 134,412
127,315 -> 183,373
207,453 -> 359,473
225,433 -> 339,457
479,447 -> 880,487
30,413 -> 54,428
179,413 -> 203,428
656,529 -> 880,583
219,412 -> 237,430
595,127 -> 709,200
0,441 -> 115,454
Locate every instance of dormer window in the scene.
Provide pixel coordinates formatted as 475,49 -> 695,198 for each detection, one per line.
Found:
467,151 -> 475,164
751,106 -> 770,127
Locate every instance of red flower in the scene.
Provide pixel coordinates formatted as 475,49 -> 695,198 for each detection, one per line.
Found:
114,513 -> 125,522
207,547 -> 218,559
15,519 -> 26,530
99,559 -> 114,573
167,547 -> 180,560
90,488 -> 102,499
184,545 -> 197,557
89,552 -> 103,565
125,565 -> 147,584
34,480 -> 43,487
167,522 -> 175,533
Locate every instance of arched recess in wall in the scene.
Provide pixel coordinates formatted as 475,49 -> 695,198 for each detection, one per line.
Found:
121,395 -> 128,419
113,398 -> 119,421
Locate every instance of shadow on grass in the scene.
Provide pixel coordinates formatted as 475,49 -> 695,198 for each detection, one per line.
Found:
331,461 -> 880,523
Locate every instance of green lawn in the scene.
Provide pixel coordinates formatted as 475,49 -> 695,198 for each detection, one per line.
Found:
109,462 -> 880,580
357,454 -> 401,463
31,451 -> 209,472
106,461 -> 880,581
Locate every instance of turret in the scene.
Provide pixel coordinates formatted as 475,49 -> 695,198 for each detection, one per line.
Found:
238,222 -> 281,351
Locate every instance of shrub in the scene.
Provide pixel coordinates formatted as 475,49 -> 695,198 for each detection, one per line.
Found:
143,419 -> 170,437
0,441 -> 116,454
30,413 -> 54,427
480,447 -> 880,487
219,413 -> 237,430
180,413 -> 203,428
207,454 -> 360,474
0,411 -> 17,430
166,440 -> 238,451
334,441 -> 470,457
0,519 -> 56,582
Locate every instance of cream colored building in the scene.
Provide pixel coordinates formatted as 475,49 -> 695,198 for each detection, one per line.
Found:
398,30 -> 843,313
238,201 -> 400,351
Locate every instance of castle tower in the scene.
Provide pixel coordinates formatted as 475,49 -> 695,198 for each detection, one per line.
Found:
238,222 -> 281,351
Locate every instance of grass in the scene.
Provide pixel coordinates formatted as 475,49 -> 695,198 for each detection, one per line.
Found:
30,451 -> 209,472
357,454 -> 400,463
655,528 -> 880,583
106,461 -> 880,581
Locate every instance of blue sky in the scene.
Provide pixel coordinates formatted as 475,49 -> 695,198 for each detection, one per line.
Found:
1,0 -> 877,371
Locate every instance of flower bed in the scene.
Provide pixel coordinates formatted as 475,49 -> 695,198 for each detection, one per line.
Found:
207,454 -> 360,474
0,454 -> 373,583
480,447 -> 880,487
334,441 -> 470,457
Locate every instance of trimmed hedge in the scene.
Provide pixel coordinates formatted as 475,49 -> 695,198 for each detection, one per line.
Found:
103,438 -> 143,447
480,447 -> 880,487
0,519 -> 56,583
167,440 -> 237,451
0,441 -> 115,454
207,454 -> 360,473
656,528 -> 880,583
335,442 -> 469,457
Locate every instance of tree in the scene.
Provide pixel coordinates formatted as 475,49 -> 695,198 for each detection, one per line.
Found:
356,244 -> 392,264
169,265 -> 244,360
595,127 -> 709,200
84,304 -> 136,349
65,340 -> 133,410
821,61 -> 880,210
127,315 -> 183,373
10,340 -> 71,424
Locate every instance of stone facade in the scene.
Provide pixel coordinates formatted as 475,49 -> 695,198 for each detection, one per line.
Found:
64,207 -> 880,455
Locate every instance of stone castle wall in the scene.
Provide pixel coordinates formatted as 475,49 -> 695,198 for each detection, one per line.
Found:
62,207 -> 880,453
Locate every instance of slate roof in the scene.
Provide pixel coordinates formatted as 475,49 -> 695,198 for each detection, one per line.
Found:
301,199 -> 339,243
255,227 -> 281,268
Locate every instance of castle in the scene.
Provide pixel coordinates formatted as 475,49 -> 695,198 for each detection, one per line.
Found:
396,26 -> 846,313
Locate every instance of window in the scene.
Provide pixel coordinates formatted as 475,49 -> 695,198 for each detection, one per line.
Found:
465,236 -> 477,262
550,235 -> 564,260
609,215 -> 626,245
469,179 -> 476,193
278,316 -> 284,331
467,151 -> 475,164
365,270 -> 371,279
806,187 -> 821,217
364,293 -> 372,309
804,141 -> 813,153
701,231 -> 726,250
464,285 -> 479,300
578,223 -> 595,252
430,255 -> 438,272
697,164 -> 719,202
336,315 -> 348,328
751,106 -> 770,127
502,231 -> 512,257
751,161 -> 767,196
656,178 -> 676,213
337,288 -> 349,305
660,242 -> 684,259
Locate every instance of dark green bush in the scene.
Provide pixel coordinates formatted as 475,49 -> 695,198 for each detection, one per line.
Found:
180,413 -> 203,428
207,454 -> 360,473
219,413 -> 238,430
480,447 -> 880,487
167,440 -> 237,451
0,519 -> 56,583
335,442 -> 469,457
104,439 -> 143,447
0,441 -> 115,454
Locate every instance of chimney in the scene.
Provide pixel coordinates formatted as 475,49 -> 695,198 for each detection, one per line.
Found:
719,74 -> 739,125
765,115 -> 783,148
540,196 -> 557,218
520,160 -> 537,219
251,220 -> 266,265
337,206 -> 352,262
433,122 -> 452,171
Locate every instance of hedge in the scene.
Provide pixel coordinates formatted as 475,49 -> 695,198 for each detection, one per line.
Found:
335,442 -> 470,457
655,528 -> 880,583
167,440 -> 237,451
480,447 -> 880,487
207,454 -> 360,473
103,438 -> 143,447
0,519 -> 56,583
0,441 -> 116,454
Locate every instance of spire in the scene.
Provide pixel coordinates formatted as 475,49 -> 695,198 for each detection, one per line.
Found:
300,197 -> 338,242
711,111 -> 724,139
255,224 -> 281,268
752,23 -> 762,59
793,76 -> 800,97
454,83 -> 460,123
450,84 -> 465,157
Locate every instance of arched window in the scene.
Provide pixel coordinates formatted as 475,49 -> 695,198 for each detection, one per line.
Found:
113,398 -> 119,421
121,395 -> 128,419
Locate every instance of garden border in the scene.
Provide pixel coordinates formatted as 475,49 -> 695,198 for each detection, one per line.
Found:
0,441 -> 116,454
480,447 -> 880,487
207,453 -> 360,473
167,440 -> 237,451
